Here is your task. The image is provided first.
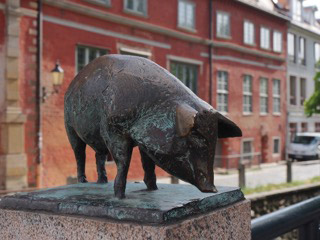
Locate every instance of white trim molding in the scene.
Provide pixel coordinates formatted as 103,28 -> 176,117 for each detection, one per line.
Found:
0,3 -> 5,10
200,53 -> 285,71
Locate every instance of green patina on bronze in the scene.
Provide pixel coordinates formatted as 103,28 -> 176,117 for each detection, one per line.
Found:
0,183 -> 244,224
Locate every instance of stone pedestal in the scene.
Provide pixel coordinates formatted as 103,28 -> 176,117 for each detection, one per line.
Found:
0,183 -> 250,239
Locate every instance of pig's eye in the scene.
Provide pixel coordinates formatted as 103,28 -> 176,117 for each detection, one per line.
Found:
188,132 -> 207,149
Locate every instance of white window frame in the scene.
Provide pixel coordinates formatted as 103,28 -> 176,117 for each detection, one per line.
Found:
243,75 -> 253,114
217,71 -> 229,113
272,137 -> 281,156
216,11 -> 231,39
273,31 -> 282,53
119,47 -> 151,58
259,77 -> 268,115
272,79 -> 281,114
123,0 -> 147,16
243,20 -> 255,45
178,0 -> 196,30
260,26 -> 270,50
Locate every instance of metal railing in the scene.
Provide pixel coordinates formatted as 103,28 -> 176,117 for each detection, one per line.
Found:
251,195 -> 320,240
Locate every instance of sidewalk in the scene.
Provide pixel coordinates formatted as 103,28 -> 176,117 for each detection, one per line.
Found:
156,160 -> 320,188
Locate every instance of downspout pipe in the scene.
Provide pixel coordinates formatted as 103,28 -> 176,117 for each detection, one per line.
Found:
36,0 -> 43,187
209,0 -> 213,105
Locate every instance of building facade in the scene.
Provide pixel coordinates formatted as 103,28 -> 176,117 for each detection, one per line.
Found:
0,0 -> 288,190
211,0 -> 288,168
284,0 -> 320,141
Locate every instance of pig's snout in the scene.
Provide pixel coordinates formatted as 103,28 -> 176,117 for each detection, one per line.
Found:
196,171 -> 218,193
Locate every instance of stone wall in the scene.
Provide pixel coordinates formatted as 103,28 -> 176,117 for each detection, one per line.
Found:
249,183 -> 320,219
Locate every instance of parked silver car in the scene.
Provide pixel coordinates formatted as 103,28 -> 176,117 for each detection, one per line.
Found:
287,133 -> 320,161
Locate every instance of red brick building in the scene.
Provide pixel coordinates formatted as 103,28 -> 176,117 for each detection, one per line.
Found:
0,0 -> 287,190
211,0 -> 288,168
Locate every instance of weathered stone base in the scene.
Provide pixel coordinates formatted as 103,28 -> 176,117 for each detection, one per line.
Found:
0,200 -> 250,240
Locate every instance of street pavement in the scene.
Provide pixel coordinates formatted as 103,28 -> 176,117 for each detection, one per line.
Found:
156,160 -> 320,188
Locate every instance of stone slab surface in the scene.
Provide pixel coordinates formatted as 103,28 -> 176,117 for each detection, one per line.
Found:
0,200 -> 251,240
0,183 -> 244,224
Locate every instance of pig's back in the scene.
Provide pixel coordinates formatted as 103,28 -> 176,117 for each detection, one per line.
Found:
64,55 -> 206,140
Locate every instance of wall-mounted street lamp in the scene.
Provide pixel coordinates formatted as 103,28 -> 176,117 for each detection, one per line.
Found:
42,61 -> 64,102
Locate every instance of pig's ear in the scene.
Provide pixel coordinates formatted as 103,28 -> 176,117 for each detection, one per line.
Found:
217,113 -> 242,138
176,104 -> 198,137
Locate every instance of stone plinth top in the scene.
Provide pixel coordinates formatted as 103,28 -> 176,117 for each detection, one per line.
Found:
0,183 -> 244,224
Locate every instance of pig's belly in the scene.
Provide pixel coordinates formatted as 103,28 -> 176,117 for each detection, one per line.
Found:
73,111 -> 109,153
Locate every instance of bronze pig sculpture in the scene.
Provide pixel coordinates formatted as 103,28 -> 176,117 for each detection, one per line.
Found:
64,55 -> 242,199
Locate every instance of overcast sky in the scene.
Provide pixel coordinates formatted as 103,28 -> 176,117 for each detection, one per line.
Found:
303,0 -> 320,18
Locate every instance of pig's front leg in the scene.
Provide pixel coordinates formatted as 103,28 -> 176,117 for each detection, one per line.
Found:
139,148 -> 158,191
108,137 -> 133,199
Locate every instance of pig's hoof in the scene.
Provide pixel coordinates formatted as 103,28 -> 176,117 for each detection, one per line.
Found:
78,176 -> 88,183
115,192 -> 126,199
97,176 -> 108,184
146,183 -> 158,191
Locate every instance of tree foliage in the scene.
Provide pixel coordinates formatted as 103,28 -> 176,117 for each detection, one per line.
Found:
304,68 -> 320,117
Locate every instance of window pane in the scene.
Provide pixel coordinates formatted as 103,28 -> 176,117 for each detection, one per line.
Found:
290,76 -> 296,105
178,1 -> 195,29
273,139 -> 280,154
171,61 -> 198,93
217,12 -> 230,37
300,78 -> 306,105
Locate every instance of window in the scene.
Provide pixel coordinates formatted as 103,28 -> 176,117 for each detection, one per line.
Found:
124,0 -> 147,16
244,20 -> 254,45
260,78 -> 268,114
273,79 -> 281,113
260,27 -> 270,49
315,123 -> 320,132
298,37 -> 306,65
273,138 -> 280,154
170,61 -> 198,93
76,45 -> 108,73
273,31 -> 282,52
300,78 -> 306,106
178,0 -> 195,30
243,75 -> 253,113
217,71 -> 228,112
242,140 -> 253,161
290,76 -> 297,105
288,33 -> 296,62
292,0 -> 302,21
217,12 -> 230,38
315,43 -> 320,65
301,122 -> 308,132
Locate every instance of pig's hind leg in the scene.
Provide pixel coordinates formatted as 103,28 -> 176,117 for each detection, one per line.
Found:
65,125 -> 88,183
139,148 -> 158,191
95,151 -> 109,183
